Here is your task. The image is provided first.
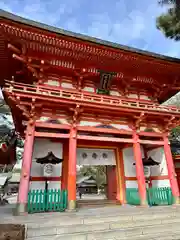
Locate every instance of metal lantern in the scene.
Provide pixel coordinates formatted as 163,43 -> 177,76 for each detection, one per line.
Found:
43,163 -> 53,177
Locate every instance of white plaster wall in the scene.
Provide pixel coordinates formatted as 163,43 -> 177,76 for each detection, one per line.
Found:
37,116 -> 49,122
79,121 -> 101,127
128,94 -> 138,99
140,95 -> 150,100
123,147 -> 170,188
123,147 -> 144,177
110,124 -> 132,131
126,181 -> 138,188
110,90 -> 120,96
29,181 -> 45,190
152,180 -> 170,187
44,80 -> 60,87
83,86 -> 95,92
30,138 -> 63,190
61,82 -> 75,89
78,121 -> 132,131
147,147 -> 170,188
147,147 -> 168,176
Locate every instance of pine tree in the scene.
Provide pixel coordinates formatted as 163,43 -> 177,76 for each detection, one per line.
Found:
157,0 -> 180,40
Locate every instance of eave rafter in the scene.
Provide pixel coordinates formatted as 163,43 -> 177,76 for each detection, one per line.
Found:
2,21 -> 180,75
11,53 -> 41,79
2,21 -> 180,88
163,116 -> 180,132
9,49 -> 162,94
158,78 -> 180,99
25,48 -> 169,89
5,40 -> 173,96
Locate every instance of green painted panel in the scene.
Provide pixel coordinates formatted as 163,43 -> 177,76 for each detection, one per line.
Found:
27,189 -> 68,213
126,187 -> 174,206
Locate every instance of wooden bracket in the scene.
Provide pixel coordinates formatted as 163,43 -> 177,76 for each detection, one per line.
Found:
163,116 -> 176,132
12,52 -> 40,79
69,104 -> 83,127
135,112 -> 146,129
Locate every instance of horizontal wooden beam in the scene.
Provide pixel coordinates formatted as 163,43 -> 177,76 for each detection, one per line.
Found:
125,175 -> 169,181
8,44 -> 21,54
139,139 -> 164,145
30,176 -> 62,181
138,131 -> 162,137
77,134 -> 134,143
34,131 -> 70,138
77,126 -> 133,135
174,155 -> 180,161
35,122 -> 70,130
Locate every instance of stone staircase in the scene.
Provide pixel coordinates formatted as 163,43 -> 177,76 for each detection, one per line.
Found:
1,205 -> 180,240
77,199 -> 119,208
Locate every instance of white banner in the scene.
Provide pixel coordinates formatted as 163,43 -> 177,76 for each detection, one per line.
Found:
77,148 -> 116,166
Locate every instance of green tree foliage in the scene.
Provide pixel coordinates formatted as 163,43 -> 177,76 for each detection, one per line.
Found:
165,93 -> 180,141
79,165 -> 106,188
0,98 -> 24,166
157,0 -> 180,40
170,126 -> 180,141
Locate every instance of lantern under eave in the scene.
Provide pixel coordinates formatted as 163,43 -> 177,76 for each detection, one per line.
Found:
36,151 -> 63,178
35,151 -> 63,165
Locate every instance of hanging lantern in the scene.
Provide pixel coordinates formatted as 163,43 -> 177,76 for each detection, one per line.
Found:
43,163 -> 53,177
143,166 -> 150,178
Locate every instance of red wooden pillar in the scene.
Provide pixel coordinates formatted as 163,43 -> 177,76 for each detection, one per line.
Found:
133,133 -> 147,206
164,136 -> 180,204
61,141 -> 68,190
67,127 -> 77,210
15,121 -> 35,215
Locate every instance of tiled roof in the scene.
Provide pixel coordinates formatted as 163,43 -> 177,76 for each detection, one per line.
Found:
1,9 -> 180,64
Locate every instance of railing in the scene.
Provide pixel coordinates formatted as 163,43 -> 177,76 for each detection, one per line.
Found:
27,189 -> 68,213
4,81 -> 180,114
147,187 -> 174,206
126,188 -> 141,205
126,187 -> 174,206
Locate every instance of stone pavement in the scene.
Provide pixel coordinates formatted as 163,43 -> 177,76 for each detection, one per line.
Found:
1,204 -> 180,239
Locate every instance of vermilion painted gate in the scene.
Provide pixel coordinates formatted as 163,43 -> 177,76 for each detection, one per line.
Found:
106,166 -> 117,200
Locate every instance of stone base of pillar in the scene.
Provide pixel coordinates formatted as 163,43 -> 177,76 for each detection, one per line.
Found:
66,200 -> 76,212
173,196 -> 180,205
140,200 -> 148,207
14,203 -> 28,216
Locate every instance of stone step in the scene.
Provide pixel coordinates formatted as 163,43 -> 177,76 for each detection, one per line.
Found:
27,216 -> 180,238
27,222 -> 180,240
26,210 -> 179,229
77,200 -> 119,209
132,231 -> 180,240
2,206 -> 180,225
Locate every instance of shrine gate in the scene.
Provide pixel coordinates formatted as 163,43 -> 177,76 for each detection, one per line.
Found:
0,10 -> 180,215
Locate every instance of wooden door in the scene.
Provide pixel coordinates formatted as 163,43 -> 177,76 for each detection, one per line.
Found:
106,166 -> 117,200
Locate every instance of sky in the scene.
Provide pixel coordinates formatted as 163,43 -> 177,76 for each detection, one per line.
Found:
0,0 -> 180,58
